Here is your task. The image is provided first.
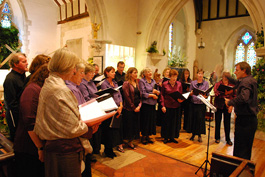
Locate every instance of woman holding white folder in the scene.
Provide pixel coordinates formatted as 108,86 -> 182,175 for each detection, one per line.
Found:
34,48 -> 94,177
100,66 -> 123,158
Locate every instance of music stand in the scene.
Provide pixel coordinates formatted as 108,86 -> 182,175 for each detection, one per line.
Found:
195,95 -> 217,177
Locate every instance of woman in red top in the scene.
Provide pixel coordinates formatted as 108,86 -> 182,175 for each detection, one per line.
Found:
122,67 -> 142,149
161,69 -> 184,144
214,72 -> 235,145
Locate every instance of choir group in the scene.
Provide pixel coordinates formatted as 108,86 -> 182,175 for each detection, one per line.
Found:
4,48 -> 238,177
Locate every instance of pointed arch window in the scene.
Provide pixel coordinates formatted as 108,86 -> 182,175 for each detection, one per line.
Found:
235,32 -> 256,68
0,0 -> 12,28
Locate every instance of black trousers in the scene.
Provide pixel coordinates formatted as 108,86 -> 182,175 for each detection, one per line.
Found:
233,115 -> 257,160
214,107 -> 231,141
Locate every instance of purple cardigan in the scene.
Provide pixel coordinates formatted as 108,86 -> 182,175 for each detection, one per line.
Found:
79,79 -> 98,101
65,80 -> 86,105
139,78 -> 157,105
101,79 -> 123,106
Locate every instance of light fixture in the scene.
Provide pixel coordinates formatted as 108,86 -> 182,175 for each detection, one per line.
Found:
198,38 -> 205,49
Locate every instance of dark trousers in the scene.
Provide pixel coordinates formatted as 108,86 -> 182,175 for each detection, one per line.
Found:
5,109 -> 18,142
15,151 -> 44,177
214,107 -> 231,141
44,151 -> 82,177
233,115 -> 257,160
82,154 -> 91,177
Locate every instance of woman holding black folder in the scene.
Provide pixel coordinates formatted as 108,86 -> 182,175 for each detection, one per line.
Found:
179,69 -> 192,132
101,66 -> 124,158
161,69 -> 184,143
122,67 -> 141,149
139,68 -> 160,144
189,69 -> 209,142
214,72 -> 235,145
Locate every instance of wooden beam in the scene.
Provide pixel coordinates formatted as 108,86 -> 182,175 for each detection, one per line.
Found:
208,0 -> 211,19
226,0 -> 229,17
78,0 -> 80,15
235,0 -> 239,16
57,12 -> 89,24
217,0 -> 220,18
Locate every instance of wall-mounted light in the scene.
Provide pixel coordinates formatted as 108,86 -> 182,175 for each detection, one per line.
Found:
198,38 -> 205,49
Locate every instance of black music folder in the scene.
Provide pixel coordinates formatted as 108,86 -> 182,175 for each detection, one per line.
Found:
169,91 -> 190,101
193,85 -> 214,96
182,82 -> 191,91
217,84 -> 233,93
94,86 -> 122,96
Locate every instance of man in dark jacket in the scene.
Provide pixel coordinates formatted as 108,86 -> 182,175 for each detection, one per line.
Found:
225,62 -> 258,160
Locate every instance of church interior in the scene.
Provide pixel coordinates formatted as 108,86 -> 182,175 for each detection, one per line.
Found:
0,0 -> 265,176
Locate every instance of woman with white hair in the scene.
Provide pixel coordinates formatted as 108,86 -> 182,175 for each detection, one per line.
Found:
139,68 -> 160,144
34,48 -> 94,177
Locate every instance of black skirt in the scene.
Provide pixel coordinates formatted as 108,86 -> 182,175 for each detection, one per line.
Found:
181,98 -> 193,133
191,103 -> 206,135
140,103 -> 156,136
122,109 -> 140,140
161,107 -> 181,139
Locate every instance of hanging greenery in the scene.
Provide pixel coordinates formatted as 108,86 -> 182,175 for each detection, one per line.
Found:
146,41 -> 159,54
252,58 -> 265,131
0,25 -> 20,69
255,27 -> 264,49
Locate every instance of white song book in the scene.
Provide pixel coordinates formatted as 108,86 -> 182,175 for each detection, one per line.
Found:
79,94 -> 118,126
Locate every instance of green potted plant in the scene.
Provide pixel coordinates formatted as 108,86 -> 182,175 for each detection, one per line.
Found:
146,41 -> 159,54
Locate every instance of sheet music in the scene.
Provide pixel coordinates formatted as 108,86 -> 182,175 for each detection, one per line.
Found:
197,94 -> 217,112
94,75 -> 105,81
98,96 -> 118,112
79,101 -> 106,121
182,92 -> 190,99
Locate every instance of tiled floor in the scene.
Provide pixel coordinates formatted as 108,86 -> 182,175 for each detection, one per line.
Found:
92,147 -> 203,177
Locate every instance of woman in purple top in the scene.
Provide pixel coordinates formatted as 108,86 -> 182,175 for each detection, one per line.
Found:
79,64 -> 98,101
139,68 -> 160,144
161,69 -> 184,144
79,64 -> 101,157
179,69 -> 192,132
13,64 -> 49,177
189,69 -> 209,142
101,66 -> 123,158
214,72 -> 235,145
122,67 -> 142,149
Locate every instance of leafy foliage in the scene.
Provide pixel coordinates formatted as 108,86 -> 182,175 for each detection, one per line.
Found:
255,27 -> 264,49
146,41 -> 159,54
0,25 -> 20,69
252,58 -> 265,131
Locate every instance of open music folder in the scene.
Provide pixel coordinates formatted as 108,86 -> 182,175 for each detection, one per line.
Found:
217,84 -> 234,93
94,86 -> 122,96
79,94 -> 118,126
193,85 -> 214,96
169,91 -> 190,101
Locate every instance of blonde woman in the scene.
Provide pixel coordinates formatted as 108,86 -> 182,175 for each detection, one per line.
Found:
122,67 -> 141,149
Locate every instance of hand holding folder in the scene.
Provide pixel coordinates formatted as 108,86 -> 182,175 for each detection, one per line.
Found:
79,94 -> 118,126
192,85 -> 214,96
169,91 -> 190,102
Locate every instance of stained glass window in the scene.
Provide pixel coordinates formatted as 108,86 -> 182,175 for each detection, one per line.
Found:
169,23 -> 173,55
247,42 -> 256,68
242,32 -> 252,45
0,0 -> 4,5
235,31 -> 256,69
235,43 -> 245,64
1,2 -> 12,28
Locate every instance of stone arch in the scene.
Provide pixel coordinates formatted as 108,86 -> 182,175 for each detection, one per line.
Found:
9,0 -> 31,54
223,25 -> 255,71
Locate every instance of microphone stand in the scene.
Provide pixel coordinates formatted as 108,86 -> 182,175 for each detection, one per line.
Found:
195,95 -> 217,177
